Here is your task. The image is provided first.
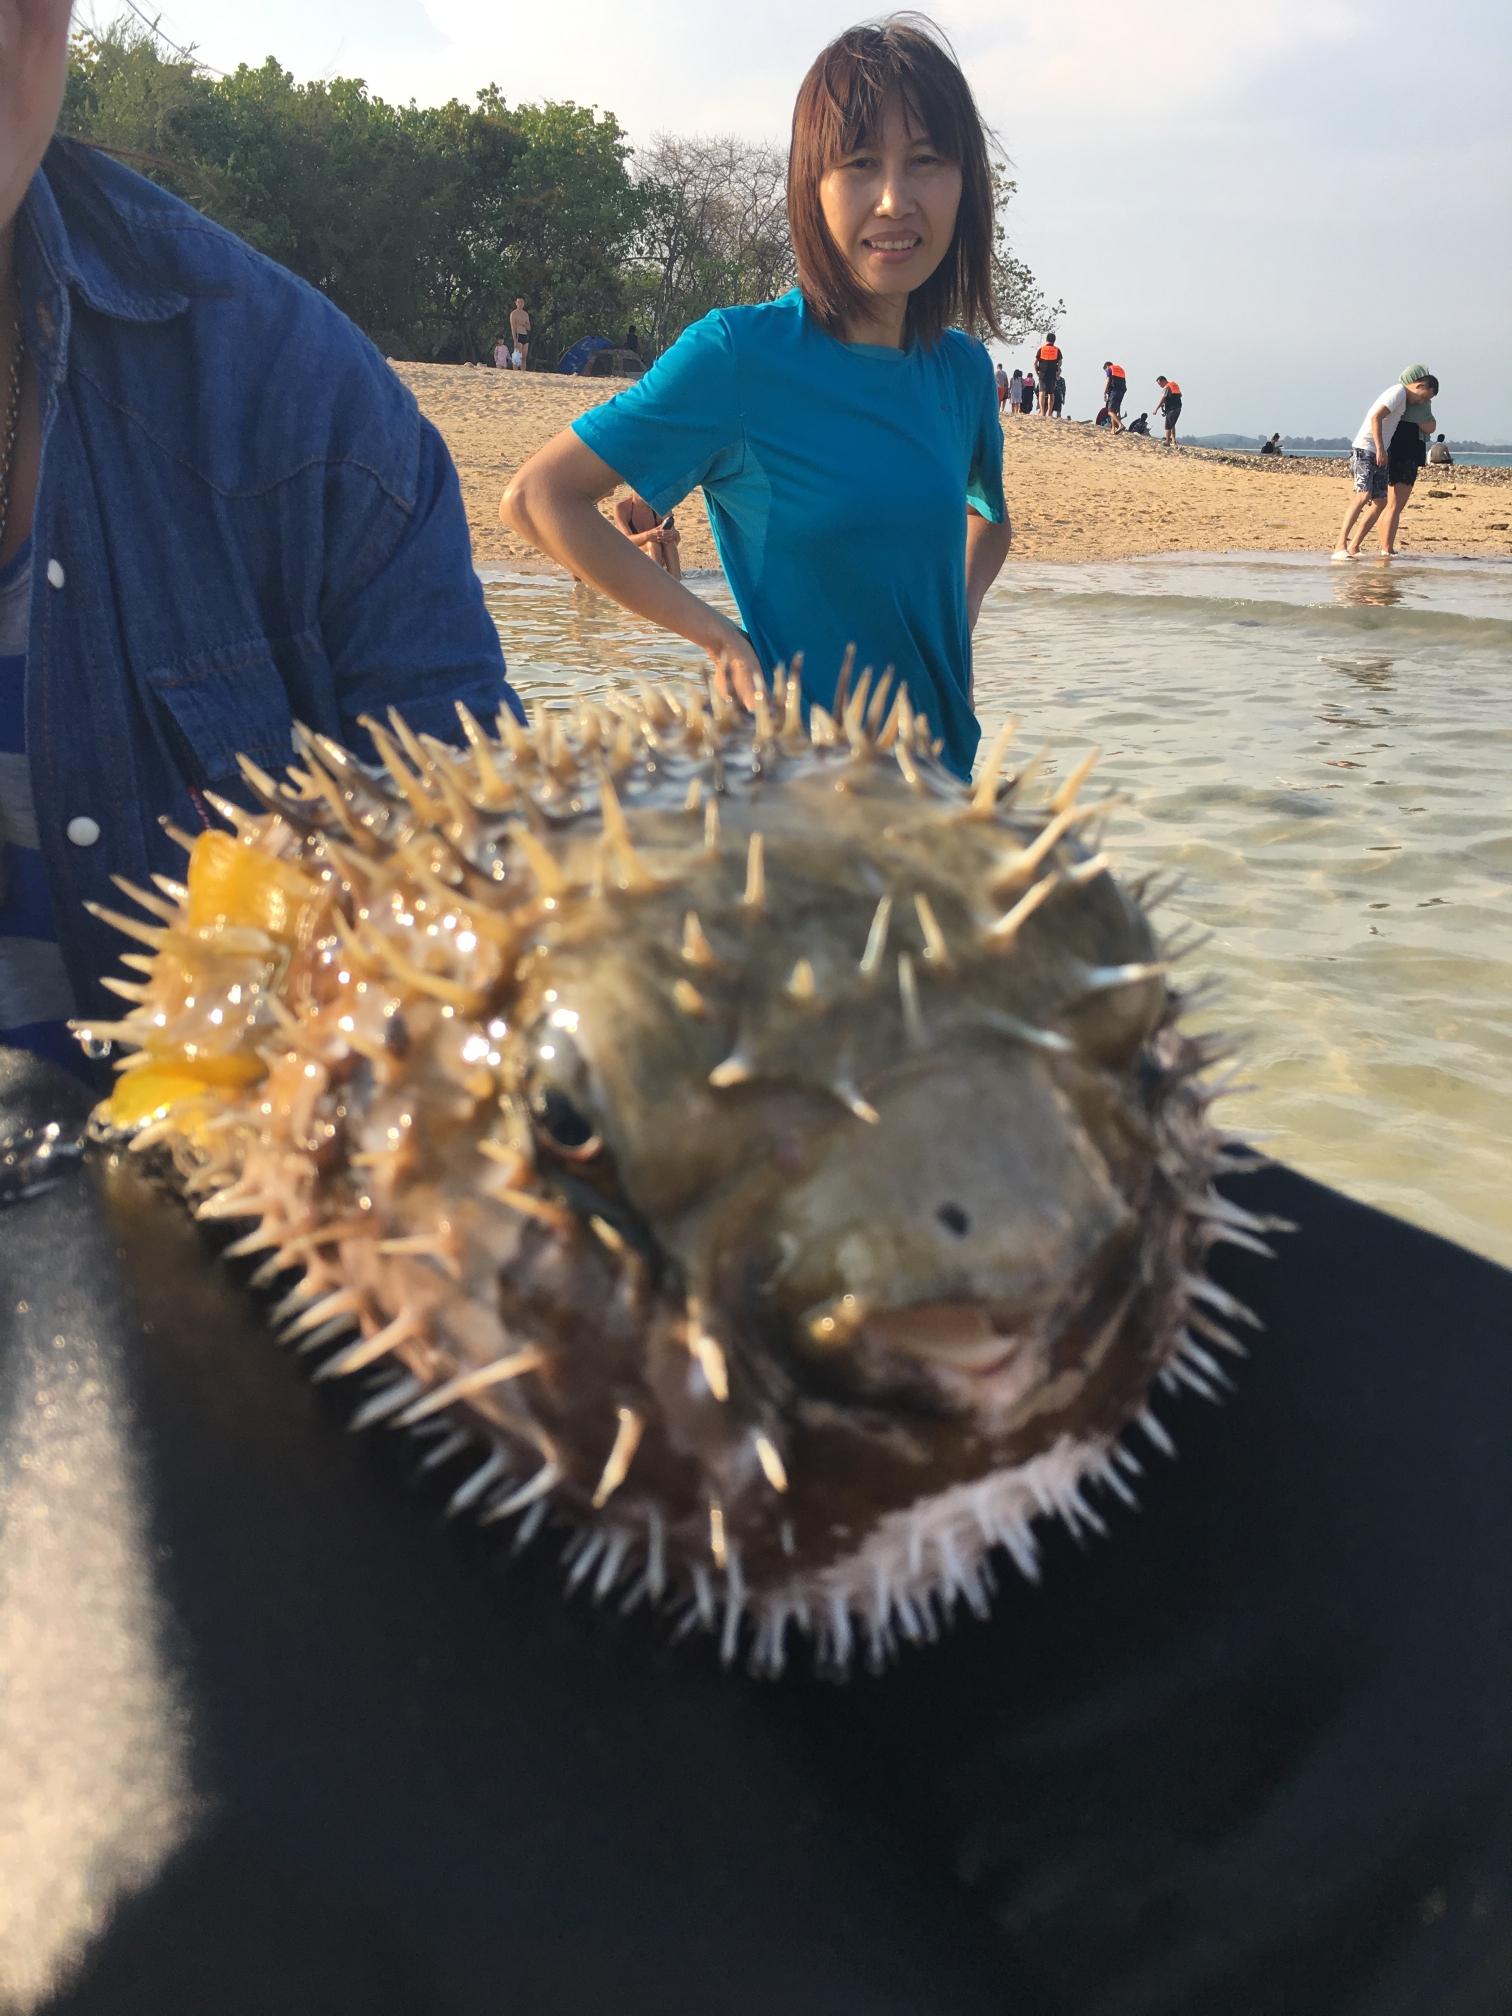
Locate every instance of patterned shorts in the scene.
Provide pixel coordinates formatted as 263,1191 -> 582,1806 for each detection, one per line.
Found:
1350,447 -> 1389,500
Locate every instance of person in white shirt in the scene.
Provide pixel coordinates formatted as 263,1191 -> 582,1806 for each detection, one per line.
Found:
1333,370 -> 1437,559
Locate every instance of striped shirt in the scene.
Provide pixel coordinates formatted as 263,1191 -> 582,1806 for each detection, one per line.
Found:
0,542 -> 81,1076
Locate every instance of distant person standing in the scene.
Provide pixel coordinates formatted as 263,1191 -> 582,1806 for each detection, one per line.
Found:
509,296 -> 532,369
1008,364 -> 1024,415
1154,375 -> 1182,443
1021,371 -> 1036,415
1052,371 -> 1066,417
1260,432 -> 1282,455
625,324 -> 642,356
1428,433 -> 1454,465
493,334 -> 511,370
995,360 -> 1010,413
1102,360 -> 1127,431
1333,368 -> 1438,559
1036,332 -> 1063,415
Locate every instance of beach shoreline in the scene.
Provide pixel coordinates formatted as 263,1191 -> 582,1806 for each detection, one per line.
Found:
393,361 -> 1512,575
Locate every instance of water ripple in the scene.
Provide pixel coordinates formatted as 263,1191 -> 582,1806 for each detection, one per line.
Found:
483,555 -> 1512,1267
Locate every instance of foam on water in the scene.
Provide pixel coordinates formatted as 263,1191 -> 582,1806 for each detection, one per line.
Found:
481,552 -> 1512,1267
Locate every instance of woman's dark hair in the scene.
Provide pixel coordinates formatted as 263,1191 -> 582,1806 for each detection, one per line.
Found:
788,14 -> 1000,348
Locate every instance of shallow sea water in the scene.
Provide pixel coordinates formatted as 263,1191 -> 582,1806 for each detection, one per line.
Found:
480,552 -> 1512,1268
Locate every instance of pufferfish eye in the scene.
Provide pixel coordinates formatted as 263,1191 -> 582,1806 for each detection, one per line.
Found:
525,1024 -> 603,1159
532,1086 -> 599,1156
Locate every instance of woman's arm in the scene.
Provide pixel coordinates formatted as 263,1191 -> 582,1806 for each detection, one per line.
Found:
501,428 -> 761,704
966,506 -> 1013,632
1369,401 -> 1393,461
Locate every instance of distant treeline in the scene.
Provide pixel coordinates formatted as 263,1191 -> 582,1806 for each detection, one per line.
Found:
60,21 -> 1060,368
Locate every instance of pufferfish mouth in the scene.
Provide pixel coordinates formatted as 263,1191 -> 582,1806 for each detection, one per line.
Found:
858,1302 -> 1029,1376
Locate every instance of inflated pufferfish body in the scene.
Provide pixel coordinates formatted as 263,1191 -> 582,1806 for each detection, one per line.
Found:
82,668 -> 1260,1674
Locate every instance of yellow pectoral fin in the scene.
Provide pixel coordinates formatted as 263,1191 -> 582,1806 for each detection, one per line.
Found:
186,829 -> 328,946
106,1067 -> 228,1133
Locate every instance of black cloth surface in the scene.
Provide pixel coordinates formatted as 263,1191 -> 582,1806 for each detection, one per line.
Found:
0,1048 -> 1507,2016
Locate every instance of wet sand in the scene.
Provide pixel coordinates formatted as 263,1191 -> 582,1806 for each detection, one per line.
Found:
392,361 -> 1512,572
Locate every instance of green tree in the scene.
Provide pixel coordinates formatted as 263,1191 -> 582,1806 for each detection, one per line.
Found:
59,23 -> 644,364
491,99 -> 645,359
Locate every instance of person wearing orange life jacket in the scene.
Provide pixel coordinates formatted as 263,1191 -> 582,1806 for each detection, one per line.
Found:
1154,374 -> 1183,443
1102,361 -> 1127,432
1036,332 -> 1063,416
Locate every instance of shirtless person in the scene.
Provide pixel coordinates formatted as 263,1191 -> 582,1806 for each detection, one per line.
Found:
509,296 -> 531,369
613,491 -> 681,579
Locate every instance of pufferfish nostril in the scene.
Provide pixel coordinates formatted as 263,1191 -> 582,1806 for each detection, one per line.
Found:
936,1202 -> 971,1238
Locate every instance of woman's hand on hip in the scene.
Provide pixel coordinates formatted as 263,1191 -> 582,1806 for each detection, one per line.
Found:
965,508 -> 1013,631
502,429 -> 762,706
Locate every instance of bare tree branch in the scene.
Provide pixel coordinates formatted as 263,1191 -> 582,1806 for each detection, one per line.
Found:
629,135 -> 795,356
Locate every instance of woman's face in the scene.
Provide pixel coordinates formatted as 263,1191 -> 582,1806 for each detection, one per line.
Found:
818,94 -> 963,321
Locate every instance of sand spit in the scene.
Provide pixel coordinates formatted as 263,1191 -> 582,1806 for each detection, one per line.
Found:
392,361 -> 1512,573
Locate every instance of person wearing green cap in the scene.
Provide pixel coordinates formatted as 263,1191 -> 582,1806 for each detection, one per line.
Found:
1333,369 -> 1439,558
1361,367 -> 1440,555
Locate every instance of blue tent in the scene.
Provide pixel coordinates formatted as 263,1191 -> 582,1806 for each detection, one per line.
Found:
557,335 -> 611,376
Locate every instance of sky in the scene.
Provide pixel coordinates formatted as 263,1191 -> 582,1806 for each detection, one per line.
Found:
83,0 -> 1512,439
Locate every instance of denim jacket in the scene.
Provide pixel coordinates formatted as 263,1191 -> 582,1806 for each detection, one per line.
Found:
15,139 -> 522,1027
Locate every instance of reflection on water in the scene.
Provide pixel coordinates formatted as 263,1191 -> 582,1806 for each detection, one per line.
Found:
1330,563 -> 1414,611
482,553 -> 1512,1268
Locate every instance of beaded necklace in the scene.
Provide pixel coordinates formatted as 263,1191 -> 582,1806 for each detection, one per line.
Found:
0,304 -> 25,558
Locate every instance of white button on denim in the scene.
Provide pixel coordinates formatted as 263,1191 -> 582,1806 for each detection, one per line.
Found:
66,816 -> 100,847
45,559 -> 65,590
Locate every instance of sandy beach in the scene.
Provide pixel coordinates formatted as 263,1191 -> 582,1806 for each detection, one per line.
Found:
393,361 -> 1512,572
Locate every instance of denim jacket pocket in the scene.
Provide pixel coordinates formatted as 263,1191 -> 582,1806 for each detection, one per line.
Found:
141,632 -> 300,788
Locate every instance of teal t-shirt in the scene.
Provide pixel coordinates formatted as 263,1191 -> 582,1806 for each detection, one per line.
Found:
571,291 -> 1006,779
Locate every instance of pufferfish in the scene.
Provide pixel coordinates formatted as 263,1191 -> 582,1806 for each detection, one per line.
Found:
77,665 -> 1268,1675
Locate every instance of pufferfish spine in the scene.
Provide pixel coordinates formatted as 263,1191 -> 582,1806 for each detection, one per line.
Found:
78,665 -> 1274,1676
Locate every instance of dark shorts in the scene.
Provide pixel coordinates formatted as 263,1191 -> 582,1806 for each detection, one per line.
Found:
1350,447 -> 1389,500
1038,366 -> 1058,390
1163,398 -> 1182,427
1388,429 -> 1424,487
1107,379 -> 1126,412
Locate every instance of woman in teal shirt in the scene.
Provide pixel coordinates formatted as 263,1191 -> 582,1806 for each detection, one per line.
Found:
501,19 -> 1012,780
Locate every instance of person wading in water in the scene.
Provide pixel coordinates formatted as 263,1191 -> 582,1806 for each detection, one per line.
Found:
499,17 -> 1012,782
